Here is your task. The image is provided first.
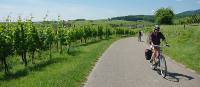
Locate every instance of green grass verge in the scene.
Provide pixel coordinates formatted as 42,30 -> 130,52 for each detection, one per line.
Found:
0,37 -> 119,87
160,25 -> 200,74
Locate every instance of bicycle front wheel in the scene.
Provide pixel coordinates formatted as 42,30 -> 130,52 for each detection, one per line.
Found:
159,55 -> 167,78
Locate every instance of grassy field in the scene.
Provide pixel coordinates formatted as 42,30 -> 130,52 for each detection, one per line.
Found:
0,37 -> 119,87
160,25 -> 200,74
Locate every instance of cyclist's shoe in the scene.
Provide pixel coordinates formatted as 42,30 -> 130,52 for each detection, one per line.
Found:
155,58 -> 159,63
152,60 -> 156,65
150,59 -> 153,63
153,61 -> 156,66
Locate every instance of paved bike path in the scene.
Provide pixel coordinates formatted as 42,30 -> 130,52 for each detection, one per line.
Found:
84,37 -> 200,87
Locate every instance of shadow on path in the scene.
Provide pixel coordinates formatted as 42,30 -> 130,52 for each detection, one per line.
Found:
165,72 -> 194,82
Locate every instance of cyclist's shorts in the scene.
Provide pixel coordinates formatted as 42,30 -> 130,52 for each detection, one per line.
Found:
151,45 -> 160,50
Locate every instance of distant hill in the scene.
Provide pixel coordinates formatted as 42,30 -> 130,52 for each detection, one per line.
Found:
111,15 -> 154,22
111,9 -> 200,22
176,9 -> 200,18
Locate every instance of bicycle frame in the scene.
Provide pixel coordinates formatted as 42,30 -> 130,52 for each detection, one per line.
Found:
151,45 -> 168,78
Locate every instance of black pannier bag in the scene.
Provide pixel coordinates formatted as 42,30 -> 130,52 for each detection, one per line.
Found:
145,49 -> 152,60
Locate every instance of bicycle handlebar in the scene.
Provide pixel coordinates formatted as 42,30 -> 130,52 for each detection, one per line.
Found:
152,44 -> 170,48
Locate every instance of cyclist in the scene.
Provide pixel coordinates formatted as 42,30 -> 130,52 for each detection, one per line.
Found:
138,31 -> 143,42
149,25 -> 168,64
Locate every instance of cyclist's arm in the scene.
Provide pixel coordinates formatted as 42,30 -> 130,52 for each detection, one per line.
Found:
160,32 -> 168,45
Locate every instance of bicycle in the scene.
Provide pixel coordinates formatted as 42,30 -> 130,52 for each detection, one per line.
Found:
150,45 -> 169,78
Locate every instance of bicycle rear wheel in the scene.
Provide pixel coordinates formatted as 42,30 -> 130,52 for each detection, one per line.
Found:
159,55 -> 167,78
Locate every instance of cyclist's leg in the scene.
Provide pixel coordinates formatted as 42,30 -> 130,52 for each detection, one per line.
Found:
150,47 -> 156,64
152,46 -> 160,63
154,48 -> 159,62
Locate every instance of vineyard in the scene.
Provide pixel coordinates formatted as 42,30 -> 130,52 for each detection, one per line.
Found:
0,16 -> 139,74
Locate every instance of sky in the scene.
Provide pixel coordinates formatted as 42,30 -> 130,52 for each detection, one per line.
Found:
0,0 -> 200,21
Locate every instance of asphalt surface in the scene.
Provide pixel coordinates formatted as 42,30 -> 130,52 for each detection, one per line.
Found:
84,37 -> 200,87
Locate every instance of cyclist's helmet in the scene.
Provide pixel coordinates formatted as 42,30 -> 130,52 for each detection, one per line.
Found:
154,25 -> 160,31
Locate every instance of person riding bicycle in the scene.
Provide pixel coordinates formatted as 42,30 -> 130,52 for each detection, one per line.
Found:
149,25 -> 168,64
138,31 -> 143,42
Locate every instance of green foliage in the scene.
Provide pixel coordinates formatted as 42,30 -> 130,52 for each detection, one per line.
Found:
161,25 -> 200,74
14,17 -> 28,66
0,22 -> 14,73
155,8 -> 175,24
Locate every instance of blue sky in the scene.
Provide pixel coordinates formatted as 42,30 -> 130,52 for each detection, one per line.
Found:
0,0 -> 200,21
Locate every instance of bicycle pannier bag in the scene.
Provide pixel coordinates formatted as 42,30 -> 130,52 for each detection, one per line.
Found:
145,49 -> 152,60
